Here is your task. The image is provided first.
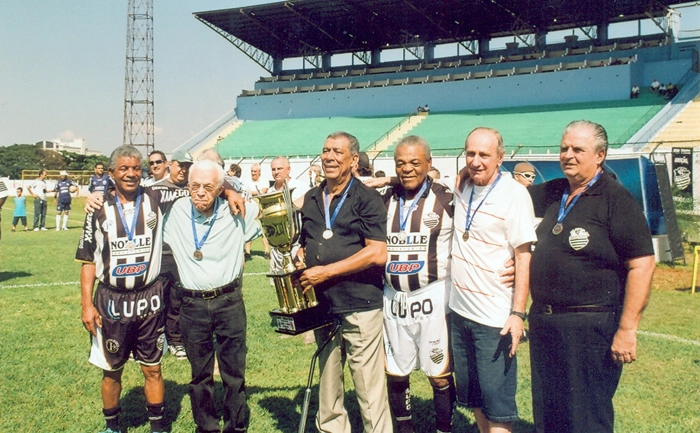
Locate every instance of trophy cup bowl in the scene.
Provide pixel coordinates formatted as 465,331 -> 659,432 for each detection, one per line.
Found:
254,187 -> 332,335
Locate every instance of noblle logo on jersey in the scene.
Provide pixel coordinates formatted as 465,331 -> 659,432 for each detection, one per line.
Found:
112,262 -> 149,277
387,261 -> 425,275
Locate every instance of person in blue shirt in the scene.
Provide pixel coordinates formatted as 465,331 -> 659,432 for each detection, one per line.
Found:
12,187 -> 29,231
54,170 -> 78,231
88,162 -> 112,195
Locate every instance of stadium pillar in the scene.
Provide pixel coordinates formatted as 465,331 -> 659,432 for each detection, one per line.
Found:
371,49 -> 381,67
535,31 -> 546,51
273,57 -> 283,75
424,42 -> 435,63
597,23 -> 609,44
479,38 -> 489,55
322,54 -> 331,70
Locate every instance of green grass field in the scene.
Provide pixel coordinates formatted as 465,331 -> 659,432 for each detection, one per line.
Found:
1,197 -> 699,432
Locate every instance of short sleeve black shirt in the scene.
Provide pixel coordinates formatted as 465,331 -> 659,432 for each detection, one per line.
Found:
529,173 -> 654,307
300,178 -> 387,313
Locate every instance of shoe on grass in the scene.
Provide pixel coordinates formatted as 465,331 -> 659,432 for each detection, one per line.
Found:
168,345 -> 187,360
40,227 -> 48,231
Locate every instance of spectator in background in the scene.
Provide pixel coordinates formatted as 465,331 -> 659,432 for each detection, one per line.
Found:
28,169 -> 48,231
12,187 -> 29,232
428,166 -> 441,180
374,170 -> 386,178
142,150 -> 169,187
513,162 -> 537,187
245,163 -> 270,260
650,78 -> 660,93
658,82 -> 667,96
665,83 -> 678,99
88,162 -> 112,195
226,163 -> 248,198
54,170 -> 78,231
354,151 -> 373,181
0,179 -> 10,240
308,164 -> 322,188
630,84 -> 640,99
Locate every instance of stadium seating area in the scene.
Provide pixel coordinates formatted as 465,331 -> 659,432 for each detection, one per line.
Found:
214,115 -> 406,158
257,38 -> 663,85
215,91 -> 667,158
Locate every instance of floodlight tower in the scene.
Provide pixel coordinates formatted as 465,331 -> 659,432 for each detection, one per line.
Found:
123,0 -> 154,154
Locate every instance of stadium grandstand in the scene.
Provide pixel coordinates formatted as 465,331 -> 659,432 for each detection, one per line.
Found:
177,0 -> 700,262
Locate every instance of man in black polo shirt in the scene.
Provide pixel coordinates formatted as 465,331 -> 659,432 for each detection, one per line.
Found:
298,131 -> 393,433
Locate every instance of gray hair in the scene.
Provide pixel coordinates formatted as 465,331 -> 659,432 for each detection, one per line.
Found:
189,159 -> 226,188
198,149 -> 225,168
251,163 -> 261,171
465,127 -> 505,157
562,120 -> 609,154
394,135 -> 432,159
327,131 -> 360,155
109,145 -> 143,170
271,156 -> 290,167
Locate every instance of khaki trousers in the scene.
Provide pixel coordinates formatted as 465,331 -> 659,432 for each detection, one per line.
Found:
314,309 -> 393,433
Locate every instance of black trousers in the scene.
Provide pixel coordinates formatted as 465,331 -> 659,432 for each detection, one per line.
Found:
161,253 -> 184,346
180,287 -> 248,433
529,310 -> 622,433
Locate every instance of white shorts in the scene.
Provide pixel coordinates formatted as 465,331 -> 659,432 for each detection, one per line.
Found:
383,279 -> 452,378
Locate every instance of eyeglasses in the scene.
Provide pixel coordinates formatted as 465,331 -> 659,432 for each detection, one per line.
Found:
190,183 -> 218,194
149,160 -> 164,166
515,172 -> 536,181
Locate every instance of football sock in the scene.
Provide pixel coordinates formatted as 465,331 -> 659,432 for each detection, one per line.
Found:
388,375 -> 413,433
433,376 -> 456,433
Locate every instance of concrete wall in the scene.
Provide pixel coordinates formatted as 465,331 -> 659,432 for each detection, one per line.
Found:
237,64 -> 632,120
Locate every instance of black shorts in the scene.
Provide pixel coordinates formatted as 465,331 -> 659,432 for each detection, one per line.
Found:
93,278 -> 167,370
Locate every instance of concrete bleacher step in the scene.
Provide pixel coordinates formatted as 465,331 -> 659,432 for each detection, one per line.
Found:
191,120 -> 244,158
650,98 -> 700,145
365,114 -> 427,158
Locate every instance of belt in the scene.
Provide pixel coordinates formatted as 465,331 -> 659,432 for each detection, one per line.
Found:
532,304 -> 614,315
179,278 -> 241,300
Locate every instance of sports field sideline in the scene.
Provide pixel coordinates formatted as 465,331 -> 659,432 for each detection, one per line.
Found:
0,199 -> 699,432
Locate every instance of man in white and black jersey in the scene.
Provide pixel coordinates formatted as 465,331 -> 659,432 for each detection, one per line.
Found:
381,136 -> 456,433
77,145 -> 169,433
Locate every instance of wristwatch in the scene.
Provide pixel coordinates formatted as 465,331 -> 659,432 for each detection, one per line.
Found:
510,311 -> 527,321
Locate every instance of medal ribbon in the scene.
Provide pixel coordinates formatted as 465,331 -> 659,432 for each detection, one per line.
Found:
191,198 -> 221,252
323,178 -> 354,234
465,172 -> 502,235
399,180 -> 429,233
114,187 -> 142,243
556,170 -> 603,226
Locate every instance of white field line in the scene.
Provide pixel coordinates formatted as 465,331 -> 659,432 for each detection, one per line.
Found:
0,272 -> 270,289
637,330 -> 700,347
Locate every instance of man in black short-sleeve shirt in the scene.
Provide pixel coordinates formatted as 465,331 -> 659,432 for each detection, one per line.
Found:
298,131 -> 393,433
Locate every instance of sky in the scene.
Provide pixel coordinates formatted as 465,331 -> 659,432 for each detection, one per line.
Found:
0,1 -> 273,155
2,1 -> 699,156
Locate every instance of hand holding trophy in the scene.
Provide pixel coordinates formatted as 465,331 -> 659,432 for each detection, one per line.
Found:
254,181 -> 332,334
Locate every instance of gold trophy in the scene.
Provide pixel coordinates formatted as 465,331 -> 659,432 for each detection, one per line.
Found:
254,182 -> 331,335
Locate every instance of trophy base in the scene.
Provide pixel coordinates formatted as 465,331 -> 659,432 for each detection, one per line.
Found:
270,306 -> 334,335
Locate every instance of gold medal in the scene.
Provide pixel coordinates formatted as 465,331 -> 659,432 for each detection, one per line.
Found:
194,250 -> 203,260
462,231 -> 469,241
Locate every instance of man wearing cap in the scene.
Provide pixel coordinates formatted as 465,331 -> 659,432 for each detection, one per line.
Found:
512,162 -> 536,187
354,151 -> 373,182
28,169 -> 49,231
162,159 -> 261,433
151,149 -> 195,360
54,170 -> 78,231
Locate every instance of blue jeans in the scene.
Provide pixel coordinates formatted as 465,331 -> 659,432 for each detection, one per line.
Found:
451,314 -> 518,423
180,288 -> 248,433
